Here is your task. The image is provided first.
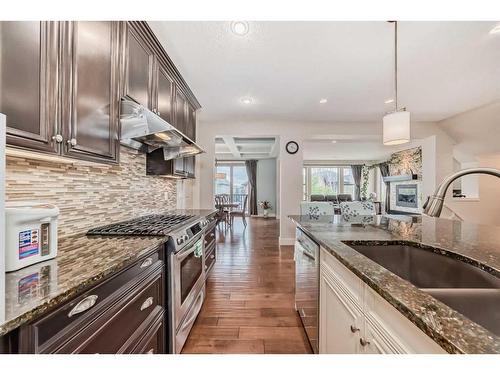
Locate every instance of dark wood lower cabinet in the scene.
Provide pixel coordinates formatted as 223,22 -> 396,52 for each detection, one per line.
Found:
16,247 -> 167,354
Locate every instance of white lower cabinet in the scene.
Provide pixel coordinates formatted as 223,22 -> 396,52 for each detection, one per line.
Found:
319,248 -> 446,354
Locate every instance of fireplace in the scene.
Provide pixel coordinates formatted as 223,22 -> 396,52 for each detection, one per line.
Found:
396,184 -> 418,208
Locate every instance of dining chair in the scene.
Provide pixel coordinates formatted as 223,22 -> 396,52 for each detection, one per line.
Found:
230,195 -> 248,227
300,201 -> 335,217
214,195 -> 228,229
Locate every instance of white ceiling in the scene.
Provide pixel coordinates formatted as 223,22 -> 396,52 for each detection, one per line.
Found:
215,136 -> 278,160
149,21 -> 500,123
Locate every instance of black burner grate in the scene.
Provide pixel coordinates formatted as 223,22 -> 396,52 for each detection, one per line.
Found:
87,214 -> 196,236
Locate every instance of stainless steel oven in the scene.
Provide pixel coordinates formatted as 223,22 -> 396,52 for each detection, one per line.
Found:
170,233 -> 206,353
295,227 -> 319,353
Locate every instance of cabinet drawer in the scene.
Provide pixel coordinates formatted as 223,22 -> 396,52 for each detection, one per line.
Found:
205,244 -> 216,275
23,247 -> 162,353
57,267 -> 163,353
130,308 -> 165,354
204,225 -> 216,245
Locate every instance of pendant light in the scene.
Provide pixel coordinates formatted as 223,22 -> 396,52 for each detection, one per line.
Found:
383,21 -> 410,146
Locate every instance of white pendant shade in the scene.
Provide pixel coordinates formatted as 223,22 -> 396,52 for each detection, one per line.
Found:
383,111 -> 410,145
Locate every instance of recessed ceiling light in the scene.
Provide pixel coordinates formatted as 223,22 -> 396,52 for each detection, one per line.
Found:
231,21 -> 249,36
490,24 -> 500,34
331,140 -> 337,144
240,97 -> 253,105
384,98 -> 394,104
319,98 -> 328,104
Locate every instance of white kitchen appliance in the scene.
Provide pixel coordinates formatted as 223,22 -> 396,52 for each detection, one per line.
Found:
5,202 -> 59,272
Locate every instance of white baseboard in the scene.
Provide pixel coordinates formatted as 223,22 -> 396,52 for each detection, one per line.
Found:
279,237 -> 295,246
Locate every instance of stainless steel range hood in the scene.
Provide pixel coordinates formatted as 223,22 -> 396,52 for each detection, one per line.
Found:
120,96 -> 204,160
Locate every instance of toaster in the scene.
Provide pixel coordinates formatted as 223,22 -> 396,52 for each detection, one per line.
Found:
5,202 -> 59,272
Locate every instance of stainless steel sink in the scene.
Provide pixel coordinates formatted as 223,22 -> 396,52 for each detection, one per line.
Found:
344,242 -> 500,335
346,243 -> 500,289
420,288 -> 500,335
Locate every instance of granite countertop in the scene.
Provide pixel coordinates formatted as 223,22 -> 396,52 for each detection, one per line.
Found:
0,209 -> 217,336
289,214 -> 500,354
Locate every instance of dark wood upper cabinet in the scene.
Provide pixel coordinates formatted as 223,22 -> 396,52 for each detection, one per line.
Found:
185,103 -> 197,178
60,21 -> 121,163
0,21 -> 59,154
126,26 -> 154,109
156,65 -> 174,124
174,86 -> 188,134
1,21 -> 201,168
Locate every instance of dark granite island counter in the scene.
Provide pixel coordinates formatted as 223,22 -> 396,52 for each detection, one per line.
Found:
289,214 -> 500,354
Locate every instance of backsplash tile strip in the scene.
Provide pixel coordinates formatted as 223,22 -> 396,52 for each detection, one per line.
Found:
6,147 -> 177,238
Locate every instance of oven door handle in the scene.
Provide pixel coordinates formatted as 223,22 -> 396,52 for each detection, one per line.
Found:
177,245 -> 196,262
179,288 -> 205,332
176,238 -> 202,261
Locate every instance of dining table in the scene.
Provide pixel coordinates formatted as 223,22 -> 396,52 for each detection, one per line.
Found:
215,202 -> 240,227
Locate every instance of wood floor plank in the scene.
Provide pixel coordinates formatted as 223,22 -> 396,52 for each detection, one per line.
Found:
183,339 -> 265,354
182,218 -> 311,354
218,316 -> 302,327
239,326 -> 308,341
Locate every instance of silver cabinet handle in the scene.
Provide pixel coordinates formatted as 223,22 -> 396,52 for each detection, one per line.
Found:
67,138 -> 77,147
360,338 -> 370,347
140,297 -> 154,311
210,254 -> 215,259
350,325 -> 360,333
140,257 -> 153,268
52,134 -> 63,143
68,295 -> 98,317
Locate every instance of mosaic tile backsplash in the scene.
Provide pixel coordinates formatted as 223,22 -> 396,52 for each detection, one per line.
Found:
6,147 -> 177,238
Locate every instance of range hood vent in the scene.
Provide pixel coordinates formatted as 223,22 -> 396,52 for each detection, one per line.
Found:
120,96 -> 204,160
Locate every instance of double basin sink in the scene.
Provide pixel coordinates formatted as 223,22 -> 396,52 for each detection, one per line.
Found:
344,242 -> 500,336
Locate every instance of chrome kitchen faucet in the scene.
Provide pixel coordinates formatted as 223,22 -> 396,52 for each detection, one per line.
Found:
423,168 -> 500,217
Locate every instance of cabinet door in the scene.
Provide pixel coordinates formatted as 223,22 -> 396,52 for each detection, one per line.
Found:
319,267 -> 363,354
156,65 -> 174,124
61,21 -> 121,163
184,103 -> 196,177
0,21 -> 59,153
126,26 -> 154,109
173,158 -> 186,176
174,86 -> 187,134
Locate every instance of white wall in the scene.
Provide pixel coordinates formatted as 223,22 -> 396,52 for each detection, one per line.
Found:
194,119 -> 455,242
279,137 -> 303,244
256,158 -> 277,216
439,100 -> 500,158
437,101 -> 500,224
446,155 -> 500,225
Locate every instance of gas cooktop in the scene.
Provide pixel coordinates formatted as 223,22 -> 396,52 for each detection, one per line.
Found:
86,214 -> 196,236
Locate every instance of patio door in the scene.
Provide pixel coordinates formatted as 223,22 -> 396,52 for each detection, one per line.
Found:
215,162 -> 249,213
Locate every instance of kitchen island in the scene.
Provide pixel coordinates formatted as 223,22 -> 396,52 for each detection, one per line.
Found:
289,214 -> 500,354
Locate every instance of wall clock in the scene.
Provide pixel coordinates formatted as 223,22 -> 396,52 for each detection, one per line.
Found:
285,141 -> 299,155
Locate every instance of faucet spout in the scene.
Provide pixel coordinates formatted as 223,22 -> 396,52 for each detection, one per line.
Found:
423,167 -> 500,217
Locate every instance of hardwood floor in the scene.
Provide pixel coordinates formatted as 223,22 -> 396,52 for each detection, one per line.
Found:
182,217 -> 312,354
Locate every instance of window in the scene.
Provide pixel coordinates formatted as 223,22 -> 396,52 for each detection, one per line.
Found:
303,166 -> 354,200
343,168 -> 355,198
215,162 -> 249,212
